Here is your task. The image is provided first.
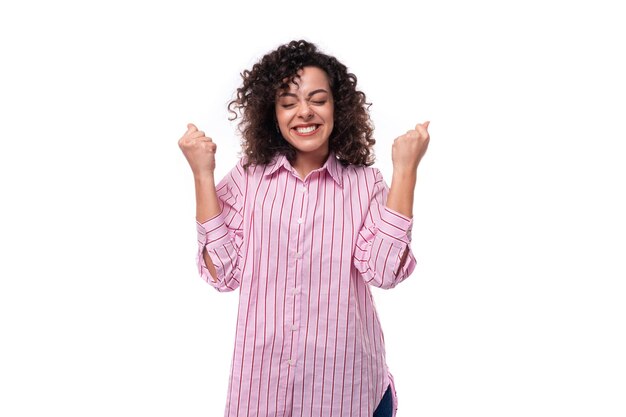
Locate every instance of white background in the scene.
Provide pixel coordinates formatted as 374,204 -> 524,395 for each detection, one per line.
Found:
1,0 -> 625,416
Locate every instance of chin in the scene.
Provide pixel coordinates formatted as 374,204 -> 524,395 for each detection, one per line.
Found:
291,141 -> 328,155
288,135 -> 331,153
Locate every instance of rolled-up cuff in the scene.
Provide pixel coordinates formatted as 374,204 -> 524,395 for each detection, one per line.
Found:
196,214 -> 231,249
376,206 -> 413,244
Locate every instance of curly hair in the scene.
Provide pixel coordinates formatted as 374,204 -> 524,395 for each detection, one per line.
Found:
228,40 -> 376,169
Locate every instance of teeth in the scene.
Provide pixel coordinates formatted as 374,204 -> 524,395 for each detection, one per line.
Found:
295,125 -> 317,134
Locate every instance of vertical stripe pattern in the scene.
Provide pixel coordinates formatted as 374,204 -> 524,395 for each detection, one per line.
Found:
195,152 -> 416,417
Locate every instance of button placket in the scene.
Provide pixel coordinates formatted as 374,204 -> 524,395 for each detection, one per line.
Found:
287,176 -> 313,376
297,178 -> 310,228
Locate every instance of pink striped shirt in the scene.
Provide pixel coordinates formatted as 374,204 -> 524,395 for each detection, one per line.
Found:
195,152 -> 416,417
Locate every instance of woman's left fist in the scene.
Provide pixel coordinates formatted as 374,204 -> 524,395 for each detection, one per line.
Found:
391,121 -> 430,172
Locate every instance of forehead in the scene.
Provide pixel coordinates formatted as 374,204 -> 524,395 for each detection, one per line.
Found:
279,66 -> 330,93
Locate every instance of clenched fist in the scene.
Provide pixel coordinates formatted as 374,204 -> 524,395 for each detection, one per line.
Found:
178,123 -> 217,177
392,121 -> 430,173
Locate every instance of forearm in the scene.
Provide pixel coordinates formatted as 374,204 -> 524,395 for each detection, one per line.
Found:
386,169 -> 416,218
194,174 -> 221,223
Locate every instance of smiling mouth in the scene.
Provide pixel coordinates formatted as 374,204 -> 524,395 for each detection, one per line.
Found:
292,125 -> 320,136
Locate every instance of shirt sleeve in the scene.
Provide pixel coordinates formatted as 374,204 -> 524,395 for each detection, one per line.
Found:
353,168 -> 417,289
196,159 -> 245,292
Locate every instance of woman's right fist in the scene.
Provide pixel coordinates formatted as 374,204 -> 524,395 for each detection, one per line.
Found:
178,123 -> 217,177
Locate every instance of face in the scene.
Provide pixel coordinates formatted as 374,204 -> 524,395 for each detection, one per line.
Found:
275,66 -> 334,161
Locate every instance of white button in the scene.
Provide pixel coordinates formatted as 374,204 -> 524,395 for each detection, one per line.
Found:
291,324 -> 298,331
294,252 -> 302,259
287,359 -> 295,366
297,218 -> 303,224
299,186 -> 307,193
291,287 -> 299,295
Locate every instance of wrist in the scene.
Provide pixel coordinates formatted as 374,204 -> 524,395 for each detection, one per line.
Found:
194,171 -> 215,182
391,167 -> 417,182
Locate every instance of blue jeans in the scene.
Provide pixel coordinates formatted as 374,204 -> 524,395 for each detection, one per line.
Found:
373,384 -> 393,417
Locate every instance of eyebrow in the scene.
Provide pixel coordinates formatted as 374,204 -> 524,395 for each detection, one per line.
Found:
278,89 -> 329,98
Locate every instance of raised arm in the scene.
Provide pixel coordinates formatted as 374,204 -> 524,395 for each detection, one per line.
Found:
179,123 -> 244,291
179,123 -> 220,280
353,121 -> 430,289
384,121 -> 430,272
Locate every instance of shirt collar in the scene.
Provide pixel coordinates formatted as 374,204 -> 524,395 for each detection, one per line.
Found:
264,151 -> 344,187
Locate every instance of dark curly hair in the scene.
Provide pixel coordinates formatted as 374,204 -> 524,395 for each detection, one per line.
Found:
228,40 -> 375,169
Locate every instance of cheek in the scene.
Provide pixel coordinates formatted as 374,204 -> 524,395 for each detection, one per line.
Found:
326,109 -> 334,127
275,112 -> 288,129
325,105 -> 334,122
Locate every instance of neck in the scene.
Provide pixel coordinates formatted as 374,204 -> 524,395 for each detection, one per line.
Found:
292,150 -> 330,180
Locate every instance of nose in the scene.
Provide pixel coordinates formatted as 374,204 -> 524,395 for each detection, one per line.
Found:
298,101 -> 313,119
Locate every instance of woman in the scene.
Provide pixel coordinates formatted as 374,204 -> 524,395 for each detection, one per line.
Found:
179,39 -> 429,417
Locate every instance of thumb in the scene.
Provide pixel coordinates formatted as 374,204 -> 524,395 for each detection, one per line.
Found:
423,121 -> 430,130
186,123 -> 198,133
